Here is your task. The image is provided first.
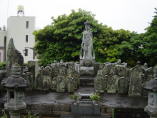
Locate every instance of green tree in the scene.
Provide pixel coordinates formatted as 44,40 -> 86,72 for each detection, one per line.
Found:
0,62 -> 6,70
116,33 -> 144,66
34,9 -> 134,66
141,8 -> 157,66
115,8 -> 157,66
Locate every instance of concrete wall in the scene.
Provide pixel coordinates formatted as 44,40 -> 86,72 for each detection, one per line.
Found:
7,16 -> 35,63
0,49 -> 4,62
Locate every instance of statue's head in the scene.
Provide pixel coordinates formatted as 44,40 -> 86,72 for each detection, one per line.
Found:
84,21 -> 91,31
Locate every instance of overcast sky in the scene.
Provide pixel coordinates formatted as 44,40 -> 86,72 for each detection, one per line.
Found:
0,0 -> 157,33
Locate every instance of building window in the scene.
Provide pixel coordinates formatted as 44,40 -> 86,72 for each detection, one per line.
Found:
4,36 -> 7,47
26,35 -> 28,43
4,36 -> 7,61
24,49 -> 28,56
26,21 -> 29,28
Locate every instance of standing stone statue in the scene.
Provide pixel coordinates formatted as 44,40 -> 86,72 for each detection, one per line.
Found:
95,70 -> 107,93
128,63 -> 145,96
80,21 -> 95,60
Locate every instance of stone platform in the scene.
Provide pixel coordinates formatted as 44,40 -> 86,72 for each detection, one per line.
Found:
0,91 -> 147,115
102,94 -> 147,109
61,114 -> 111,118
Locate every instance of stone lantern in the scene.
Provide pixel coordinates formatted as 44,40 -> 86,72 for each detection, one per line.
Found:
1,64 -> 28,118
144,66 -> 157,118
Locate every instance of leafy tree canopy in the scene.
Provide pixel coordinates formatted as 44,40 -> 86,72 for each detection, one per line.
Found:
35,9 -> 157,67
117,8 -> 157,66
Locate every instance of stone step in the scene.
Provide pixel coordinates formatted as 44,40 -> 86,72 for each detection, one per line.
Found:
80,76 -> 95,80
76,87 -> 95,95
79,76 -> 95,87
61,114 -> 111,118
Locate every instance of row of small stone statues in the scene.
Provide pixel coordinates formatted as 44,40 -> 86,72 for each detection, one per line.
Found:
34,62 -> 80,92
95,61 -> 153,96
27,60 -> 155,96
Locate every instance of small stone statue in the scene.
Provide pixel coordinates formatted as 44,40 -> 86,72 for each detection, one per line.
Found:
128,63 -> 145,96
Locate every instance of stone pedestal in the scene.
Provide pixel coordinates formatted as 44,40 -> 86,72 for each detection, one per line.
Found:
80,66 -> 95,76
71,93 -> 100,115
145,107 -> 157,118
144,92 -> 157,118
1,64 -> 28,118
79,59 -> 96,76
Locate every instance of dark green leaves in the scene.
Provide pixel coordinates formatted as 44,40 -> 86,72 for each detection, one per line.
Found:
34,8 -> 157,67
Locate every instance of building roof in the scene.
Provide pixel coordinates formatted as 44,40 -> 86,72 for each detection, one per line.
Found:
1,64 -> 28,88
1,75 -> 27,88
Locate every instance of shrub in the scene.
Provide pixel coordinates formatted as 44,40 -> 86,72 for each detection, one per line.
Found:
69,94 -> 79,100
24,112 -> 38,118
0,62 -> 6,70
90,93 -> 101,101
0,110 -> 7,118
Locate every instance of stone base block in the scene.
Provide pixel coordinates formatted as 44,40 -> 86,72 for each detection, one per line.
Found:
80,59 -> 95,67
80,66 -> 95,76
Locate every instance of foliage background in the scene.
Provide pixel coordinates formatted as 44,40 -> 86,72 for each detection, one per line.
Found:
34,9 -> 157,67
0,62 -> 6,70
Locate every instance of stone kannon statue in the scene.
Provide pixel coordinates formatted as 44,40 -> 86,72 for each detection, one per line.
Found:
80,21 -> 95,61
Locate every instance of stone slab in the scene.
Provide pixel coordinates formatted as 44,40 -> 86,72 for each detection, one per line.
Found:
102,94 -> 147,109
0,91 -> 147,114
80,66 -> 95,76
61,114 -> 111,118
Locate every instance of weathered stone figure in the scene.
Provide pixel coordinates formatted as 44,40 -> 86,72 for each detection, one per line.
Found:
7,38 -> 24,74
128,62 -> 145,96
95,60 -> 129,94
95,70 -> 107,93
144,65 -> 157,118
80,21 -> 95,60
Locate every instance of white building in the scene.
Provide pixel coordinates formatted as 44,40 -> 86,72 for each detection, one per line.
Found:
0,6 -> 35,63
0,27 -> 7,62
